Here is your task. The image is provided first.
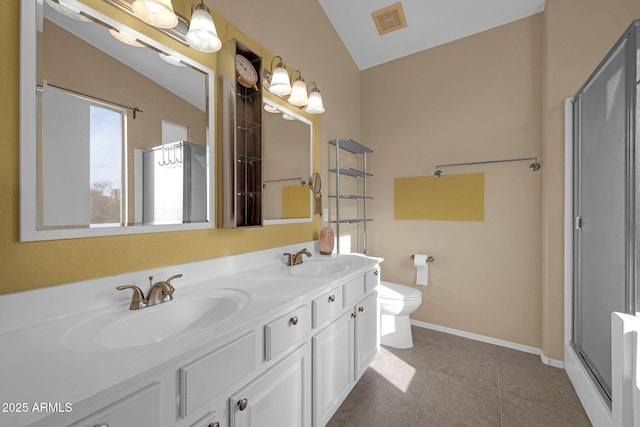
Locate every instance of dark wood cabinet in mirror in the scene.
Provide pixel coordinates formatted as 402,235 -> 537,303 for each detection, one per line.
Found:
218,39 -> 263,228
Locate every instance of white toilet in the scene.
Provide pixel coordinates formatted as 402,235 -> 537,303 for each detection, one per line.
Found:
377,281 -> 423,349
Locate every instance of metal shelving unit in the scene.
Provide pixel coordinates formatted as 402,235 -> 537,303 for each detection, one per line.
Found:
328,138 -> 373,254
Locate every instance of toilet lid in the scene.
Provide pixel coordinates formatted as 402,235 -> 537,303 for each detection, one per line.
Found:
377,281 -> 422,301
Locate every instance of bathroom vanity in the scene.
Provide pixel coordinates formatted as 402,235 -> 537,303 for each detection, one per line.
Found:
0,244 -> 380,427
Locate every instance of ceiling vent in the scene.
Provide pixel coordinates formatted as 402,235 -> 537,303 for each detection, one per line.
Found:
371,2 -> 407,36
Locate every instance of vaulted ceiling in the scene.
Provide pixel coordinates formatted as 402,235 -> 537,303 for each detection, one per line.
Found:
318,0 -> 546,70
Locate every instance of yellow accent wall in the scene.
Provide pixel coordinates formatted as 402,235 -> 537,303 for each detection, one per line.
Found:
0,0 -> 353,295
394,174 -> 484,221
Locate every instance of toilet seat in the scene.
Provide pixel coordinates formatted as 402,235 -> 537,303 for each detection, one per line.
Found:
378,281 -> 422,301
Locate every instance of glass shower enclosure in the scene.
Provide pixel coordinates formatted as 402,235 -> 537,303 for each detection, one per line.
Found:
571,19 -> 640,404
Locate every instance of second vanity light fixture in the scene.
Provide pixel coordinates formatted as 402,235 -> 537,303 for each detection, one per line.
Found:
131,0 -> 221,52
263,56 -> 325,114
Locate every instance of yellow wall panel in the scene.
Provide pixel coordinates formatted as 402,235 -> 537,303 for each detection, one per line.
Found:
394,173 -> 484,221
282,185 -> 310,218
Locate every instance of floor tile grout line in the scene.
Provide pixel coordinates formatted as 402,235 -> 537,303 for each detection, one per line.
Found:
497,362 -> 504,427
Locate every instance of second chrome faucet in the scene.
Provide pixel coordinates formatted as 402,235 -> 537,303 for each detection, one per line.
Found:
117,274 -> 182,310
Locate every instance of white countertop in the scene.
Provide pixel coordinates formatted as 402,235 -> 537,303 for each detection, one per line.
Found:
0,244 -> 379,426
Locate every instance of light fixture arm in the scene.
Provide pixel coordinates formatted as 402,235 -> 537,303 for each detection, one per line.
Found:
270,56 -> 285,72
190,0 -> 209,15
290,69 -> 304,82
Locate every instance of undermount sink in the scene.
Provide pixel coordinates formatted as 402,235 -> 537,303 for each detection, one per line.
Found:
289,258 -> 351,277
63,288 -> 250,350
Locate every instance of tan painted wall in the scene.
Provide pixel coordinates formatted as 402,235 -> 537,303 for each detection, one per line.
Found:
361,16 -> 544,349
541,0 -> 640,359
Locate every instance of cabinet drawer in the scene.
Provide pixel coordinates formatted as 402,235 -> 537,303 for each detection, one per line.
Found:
265,305 -> 311,361
180,332 -> 257,418
313,287 -> 343,329
70,383 -> 160,427
365,267 -> 380,293
342,275 -> 365,307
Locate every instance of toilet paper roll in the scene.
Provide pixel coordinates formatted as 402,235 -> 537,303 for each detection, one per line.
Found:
413,254 -> 429,286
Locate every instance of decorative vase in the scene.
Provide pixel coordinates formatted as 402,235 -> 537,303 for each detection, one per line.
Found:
319,226 -> 335,255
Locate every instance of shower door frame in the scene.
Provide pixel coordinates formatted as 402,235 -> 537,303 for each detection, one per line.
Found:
571,19 -> 639,405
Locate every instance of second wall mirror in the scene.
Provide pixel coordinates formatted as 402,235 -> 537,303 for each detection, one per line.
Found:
262,98 -> 313,224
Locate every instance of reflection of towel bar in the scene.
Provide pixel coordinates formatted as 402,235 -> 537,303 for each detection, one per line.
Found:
410,255 -> 435,263
262,177 -> 305,189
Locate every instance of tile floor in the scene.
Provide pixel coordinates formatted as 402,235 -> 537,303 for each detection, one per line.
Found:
328,326 -> 592,427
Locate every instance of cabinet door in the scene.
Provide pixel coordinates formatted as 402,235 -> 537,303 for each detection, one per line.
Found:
354,292 -> 379,380
230,344 -> 310,427
312,312 -> 353,427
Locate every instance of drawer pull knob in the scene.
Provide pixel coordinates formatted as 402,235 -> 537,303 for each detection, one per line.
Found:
290,316 -> 299,325
238,398 -> 248,411
351,312 -> 357,318
358,306 -> 364,312
94,424 -> 109,427
374,270 -> 379,276
209,423 -> 220,427
328,295 -> 336,303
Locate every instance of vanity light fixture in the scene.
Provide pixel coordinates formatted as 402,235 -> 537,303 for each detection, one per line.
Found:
185,0 -> 222,52
109,28 -> 144,47
305,82 -> 325,114
266,56 -> 292,97
45,0 -> 89,21
264,103 -> 280,113
132,0 -> 178,29
288,70 -> 309,107
158,52 -> 185,67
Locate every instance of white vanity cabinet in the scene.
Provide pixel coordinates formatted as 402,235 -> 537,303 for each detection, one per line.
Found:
229,344 -> 311,427
5,252 -> 380,427
312,267 -> 380,426
68,383 -> 161,427
312,311 -> 353,427
353,291 -> 379,380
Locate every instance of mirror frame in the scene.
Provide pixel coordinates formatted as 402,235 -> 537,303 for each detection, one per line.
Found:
262,97 -> 313,225
19,0 -> 215,241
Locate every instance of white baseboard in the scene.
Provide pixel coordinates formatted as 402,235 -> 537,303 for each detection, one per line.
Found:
411,320 -> 565,368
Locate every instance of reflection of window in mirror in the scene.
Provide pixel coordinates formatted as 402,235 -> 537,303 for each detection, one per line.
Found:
89,104 -> 124,227
39,86 -> 126,229
162,120 -> 188,145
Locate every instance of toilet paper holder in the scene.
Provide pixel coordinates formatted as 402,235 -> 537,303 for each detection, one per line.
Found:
410,255 -> 435,263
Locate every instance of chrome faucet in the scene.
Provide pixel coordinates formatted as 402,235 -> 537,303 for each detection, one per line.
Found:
283,248 -> 312,266
117,274 -> 182,310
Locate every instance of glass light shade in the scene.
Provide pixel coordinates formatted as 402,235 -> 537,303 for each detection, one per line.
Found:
305,89 -> 325,114
109,29 -> 143,47
185,5 -> 222,52
269,65 -> 292,96
132,0 -> 178,29
264,104 -> 280,113
45,0 -> 90,21
288,78 -> 309,107
159,52 -> 185,67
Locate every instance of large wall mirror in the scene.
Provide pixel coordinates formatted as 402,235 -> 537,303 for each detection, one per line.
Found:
20,0 -> 214,241
262,98 -> 313,225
